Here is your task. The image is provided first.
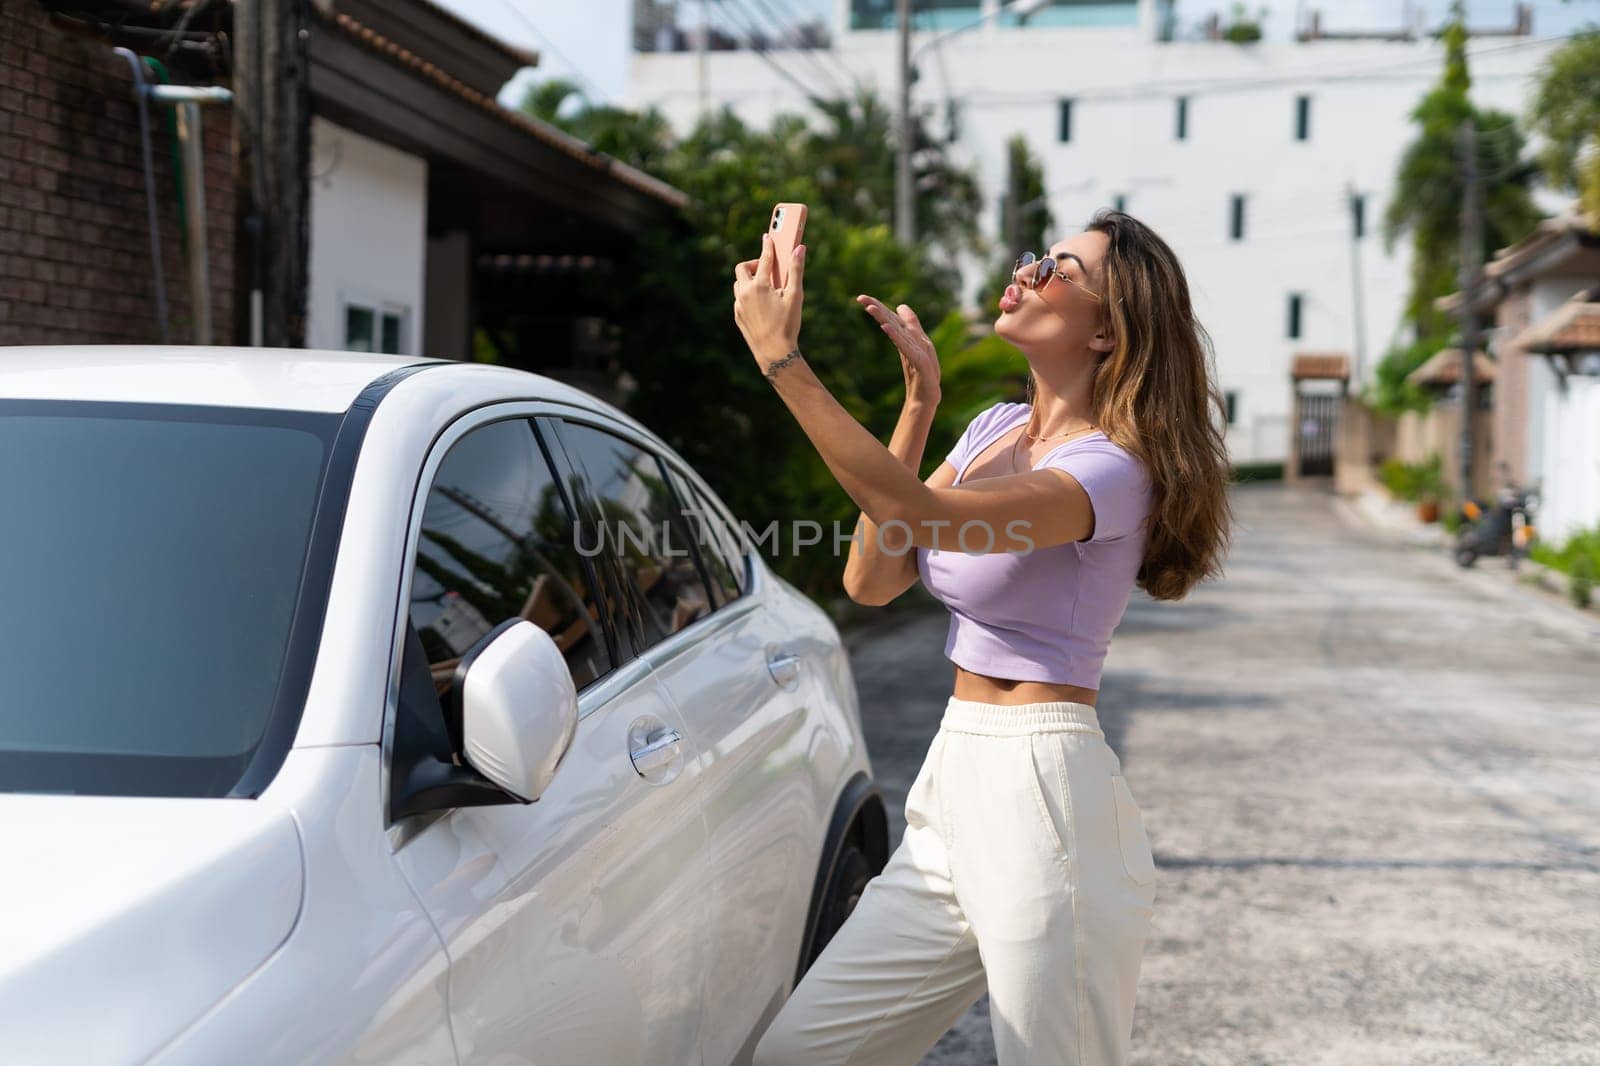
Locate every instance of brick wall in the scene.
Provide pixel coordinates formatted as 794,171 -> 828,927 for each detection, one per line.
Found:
0,0 -> 235,346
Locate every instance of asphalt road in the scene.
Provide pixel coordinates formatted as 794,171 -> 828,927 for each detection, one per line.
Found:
842,484 -> 1600,1066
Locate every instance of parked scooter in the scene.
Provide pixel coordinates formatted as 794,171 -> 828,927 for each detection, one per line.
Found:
1454,482 -> 1539,569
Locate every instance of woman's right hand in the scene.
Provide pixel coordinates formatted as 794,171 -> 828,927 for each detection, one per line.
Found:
857,294 -> 940,407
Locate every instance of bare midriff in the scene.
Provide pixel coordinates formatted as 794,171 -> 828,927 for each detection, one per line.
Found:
951,664 -> 1098,708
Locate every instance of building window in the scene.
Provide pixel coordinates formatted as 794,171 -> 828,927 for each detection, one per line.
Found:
1295,95 -> 1311,141
1175,95 -> 1188,140
1351,193 -> 1366,239
1224,390 -> 1238,425
1112,193 -> 1126,213
1229,194 -> 1246,240
1058,98 -> 1073,143
344,300 -> 409,354
1287,293 -> 1303,339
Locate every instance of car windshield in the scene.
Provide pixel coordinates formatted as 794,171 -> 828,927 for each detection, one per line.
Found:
0,401 -> 340,797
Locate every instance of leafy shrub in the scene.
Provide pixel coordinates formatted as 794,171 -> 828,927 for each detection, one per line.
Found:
1230,462 -> 1284,484
1572,557 -> 1595,610
1380,458 -> 1419,500
1381,455 -> 1448,504
1533,523 -> 1600,609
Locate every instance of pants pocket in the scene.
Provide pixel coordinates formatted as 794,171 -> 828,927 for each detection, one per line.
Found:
1025,735 -> 1069,860
903,730 -> 944,833
1109,774 -> 1157,886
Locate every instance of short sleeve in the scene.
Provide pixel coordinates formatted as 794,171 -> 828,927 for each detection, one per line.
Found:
944,402 -> 1023,475
1040,438 -> 1153,543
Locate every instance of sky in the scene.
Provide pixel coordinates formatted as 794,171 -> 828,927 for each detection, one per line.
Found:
431,0 -> 1600,109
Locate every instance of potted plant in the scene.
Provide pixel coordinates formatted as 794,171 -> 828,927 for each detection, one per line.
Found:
1413,455 -> 1448,523
1222,2 -> 1267,43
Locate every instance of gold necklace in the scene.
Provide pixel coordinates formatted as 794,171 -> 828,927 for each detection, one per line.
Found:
1019,404 -> 1098,442
1020,421 -> 1097,441
1011,420 -> 1099,472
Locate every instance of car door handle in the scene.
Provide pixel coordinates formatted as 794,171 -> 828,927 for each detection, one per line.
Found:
766,649 -> 802,688
630,728 -> 682,776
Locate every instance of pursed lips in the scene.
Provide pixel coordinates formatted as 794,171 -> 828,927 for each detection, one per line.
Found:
999,282 -> 1022,313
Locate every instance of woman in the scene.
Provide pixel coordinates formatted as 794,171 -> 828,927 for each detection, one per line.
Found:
731,209 -> 1232,1065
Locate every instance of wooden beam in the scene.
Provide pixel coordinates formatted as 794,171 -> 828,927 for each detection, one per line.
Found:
234,0 -> 312,347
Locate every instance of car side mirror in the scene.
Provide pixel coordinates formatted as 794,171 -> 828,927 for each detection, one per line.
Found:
450,620 -> 579,803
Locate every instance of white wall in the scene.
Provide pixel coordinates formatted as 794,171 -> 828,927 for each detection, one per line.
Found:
1528,277 -> 1600,542
308,117 -> 429,356
628,28 -> 1567,463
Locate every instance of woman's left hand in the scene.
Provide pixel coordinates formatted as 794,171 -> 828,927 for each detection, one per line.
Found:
733,233 -> 806,374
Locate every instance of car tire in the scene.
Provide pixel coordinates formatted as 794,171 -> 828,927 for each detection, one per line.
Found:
1455,546 -> 1478,568
806,838 -> 875,968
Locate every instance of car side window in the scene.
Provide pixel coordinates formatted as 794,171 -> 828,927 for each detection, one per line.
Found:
408,418 -> 612,693
546,418 -> 712,655
666,465 -> 747,607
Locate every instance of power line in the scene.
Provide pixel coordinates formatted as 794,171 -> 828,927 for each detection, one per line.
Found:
714,0 -> 833,103
492,0 -> 613,105
731,0 -> 850,97
741,0 -> 853,96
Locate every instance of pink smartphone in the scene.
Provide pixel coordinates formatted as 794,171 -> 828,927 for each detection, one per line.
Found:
767,202 -> 807,289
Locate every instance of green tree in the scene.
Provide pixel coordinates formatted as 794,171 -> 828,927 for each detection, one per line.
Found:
1374,2 -> 1544,413
1527,28 -> 1600,225
521,78 -> 677,174
517,88 -> 1013,602
978,134 -> 1055,311
801,89 -> 987,265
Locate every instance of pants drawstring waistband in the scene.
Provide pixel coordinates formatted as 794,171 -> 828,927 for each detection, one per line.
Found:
940,694 -> 1103,737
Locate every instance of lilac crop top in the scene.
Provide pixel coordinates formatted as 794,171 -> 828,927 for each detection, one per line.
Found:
914,401 -> 1153,689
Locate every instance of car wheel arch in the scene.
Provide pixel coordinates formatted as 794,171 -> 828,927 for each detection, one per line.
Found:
794,771 -> 889,987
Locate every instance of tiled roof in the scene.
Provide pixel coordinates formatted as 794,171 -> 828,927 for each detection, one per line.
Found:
326,11 -> 689,211
1435,204 -> 1599,313
1510,293 -> 1600,353
1406,348 -> 1494,386
1290,352 -> 1349,380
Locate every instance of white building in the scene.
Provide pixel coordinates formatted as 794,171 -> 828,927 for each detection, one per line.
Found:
1442,210 -> 1600,542
627,0 -> 1569,463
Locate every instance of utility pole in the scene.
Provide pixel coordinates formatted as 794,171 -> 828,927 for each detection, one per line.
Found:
698,0 -> 710,119
1456,118 -> 1482,499
1345,182 -> 1368,387
233,0 -> 311,347
1004,144 -> 1023,254
894,0 -> 914,245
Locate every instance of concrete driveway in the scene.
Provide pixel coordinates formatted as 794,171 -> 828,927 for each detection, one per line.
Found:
841,484 -> 1600,1065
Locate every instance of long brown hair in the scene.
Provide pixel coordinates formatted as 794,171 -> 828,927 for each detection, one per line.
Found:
1028,209 -> 1233,600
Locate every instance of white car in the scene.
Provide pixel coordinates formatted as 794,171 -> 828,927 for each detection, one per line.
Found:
0,347 -> 888,1066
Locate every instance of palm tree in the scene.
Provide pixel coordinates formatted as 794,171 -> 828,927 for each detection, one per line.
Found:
1373,2 -> 1543,411
1527,28 -> 1600,225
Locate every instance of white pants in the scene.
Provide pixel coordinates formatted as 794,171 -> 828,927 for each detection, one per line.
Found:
755,696 -> 1158,1066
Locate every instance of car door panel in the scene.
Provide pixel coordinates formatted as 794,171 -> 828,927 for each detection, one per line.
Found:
392,664 -> 706,1066
383,408 -> 709,1066
647,468 -> 820,1066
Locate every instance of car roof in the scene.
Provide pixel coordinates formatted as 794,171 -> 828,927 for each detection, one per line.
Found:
0,344 -> 676,457
0,346 -> 441,413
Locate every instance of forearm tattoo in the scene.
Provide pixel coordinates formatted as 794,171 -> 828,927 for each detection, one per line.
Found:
764,346 -> 804,381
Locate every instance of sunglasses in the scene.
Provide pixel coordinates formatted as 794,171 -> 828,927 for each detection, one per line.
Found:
1013,251 -> 1104,302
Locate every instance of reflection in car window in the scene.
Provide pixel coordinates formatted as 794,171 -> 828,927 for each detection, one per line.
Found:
550,420 -> 711,654
667,467 -> 747,608
409,419 -> 610,693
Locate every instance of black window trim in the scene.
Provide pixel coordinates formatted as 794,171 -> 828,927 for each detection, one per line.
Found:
380,399 -> 763,837
382,401 -> 616,838
536,409 -> 757,600
534,412 -> 763,671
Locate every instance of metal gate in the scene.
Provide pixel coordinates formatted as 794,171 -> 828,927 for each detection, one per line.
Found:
1296,392 -> 1337,477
